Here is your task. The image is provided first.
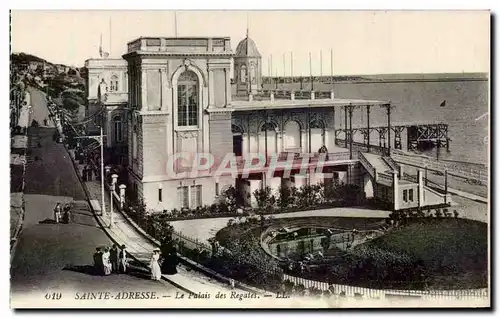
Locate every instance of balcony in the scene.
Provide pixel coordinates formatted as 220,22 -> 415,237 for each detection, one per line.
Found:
233,90 -> 334,102
169,149 -> 354,178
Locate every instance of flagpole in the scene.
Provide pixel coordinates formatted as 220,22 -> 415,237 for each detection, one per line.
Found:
99,34 -> 103,58
174,12 -> 178,37
290,52 -> 293,82
309,52 -> 313,91
109,17 -> 112,57
331,48 -> 334,91
320,50 -> 323,80
268,56 -> 271,85
282,53 -> 286,87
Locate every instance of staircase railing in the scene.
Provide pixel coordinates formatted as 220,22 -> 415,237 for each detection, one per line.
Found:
358,151 -> 376,180
382,156 -> 400,176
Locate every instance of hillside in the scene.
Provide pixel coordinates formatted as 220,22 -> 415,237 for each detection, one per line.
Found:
10,52 -> 48,65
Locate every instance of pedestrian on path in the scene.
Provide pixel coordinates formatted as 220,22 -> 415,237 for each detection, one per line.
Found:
82,166 -> 87,182
62,203 -> 71,224
93,247 -> 104,276
53,203 -> 62,223
150,249 -> 162,281
160,241 -> 179,275
110,245 -> 119,274
102,247 -> 112,276
119,244 -> 128,273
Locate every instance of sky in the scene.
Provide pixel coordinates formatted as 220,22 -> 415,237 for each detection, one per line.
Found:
10,10 -> 490,76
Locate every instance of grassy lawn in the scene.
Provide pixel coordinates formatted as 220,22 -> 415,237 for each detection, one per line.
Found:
362,218 -> 488,289
215,216 -> 488,291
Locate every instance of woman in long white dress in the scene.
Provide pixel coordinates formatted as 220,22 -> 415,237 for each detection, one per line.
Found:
102,247 -> 112,275
150,249 -> 162,281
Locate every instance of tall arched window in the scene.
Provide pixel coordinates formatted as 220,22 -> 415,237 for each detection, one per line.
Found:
113,115 -> 123,142
284,120 -> 301,150
177,71 -> 199,127
310,119 -> 326,153
110,75 -> 119,92
240,66 -> 247,84
249,64 -> 256,84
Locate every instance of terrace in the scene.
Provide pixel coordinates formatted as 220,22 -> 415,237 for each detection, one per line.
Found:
230,90 -> 389,111
125,37 -> 233,55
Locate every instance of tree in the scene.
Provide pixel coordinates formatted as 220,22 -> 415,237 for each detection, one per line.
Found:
277,185 -> 295,210
253,186 -> 276,213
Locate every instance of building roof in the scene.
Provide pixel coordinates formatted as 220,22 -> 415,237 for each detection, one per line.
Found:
235,36 -> 261,58
230,97 -> 390,112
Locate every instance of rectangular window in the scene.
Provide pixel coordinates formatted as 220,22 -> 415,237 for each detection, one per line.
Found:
215,182 -> 219,196
409,189 -> 414,202
190,185 -> 202,208
178,186 -> 189,208
158,188 -> 162,202
403,190 -> 408,202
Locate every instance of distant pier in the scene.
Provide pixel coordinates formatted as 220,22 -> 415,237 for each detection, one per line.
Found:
335,121 -> 450,152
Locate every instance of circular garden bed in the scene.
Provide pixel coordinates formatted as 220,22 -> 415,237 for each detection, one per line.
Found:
215,216 -> 487,291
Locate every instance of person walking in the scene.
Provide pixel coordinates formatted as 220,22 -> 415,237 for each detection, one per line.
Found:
110,245 -> 119,274
53,203 -> 62,223
160,241 -> 179,275
102,247 -> 112,276
62,203 -> 71,224
93,247 -> 104,276
82,166 -> 87,182
119,244 -> 128,273
150,249 -> 162,281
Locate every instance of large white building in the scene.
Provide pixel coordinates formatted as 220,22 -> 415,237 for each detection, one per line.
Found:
84,34 -> 451,212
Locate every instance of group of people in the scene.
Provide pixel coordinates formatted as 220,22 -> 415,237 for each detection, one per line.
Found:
93,244 -> 128,276
53,202 -> 72,224
150,240 -> 179,281
81,165 -> 95,182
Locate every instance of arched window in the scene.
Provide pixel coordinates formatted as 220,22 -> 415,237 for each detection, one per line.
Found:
113,115 -> 123,142
110,75 -> 119,92
259,122 -> 278,156
240,66 -> 247,84
284,120 -> 301,150
177,71 -> 199,127
310,119 -> 326,152
249,64 -> 256,84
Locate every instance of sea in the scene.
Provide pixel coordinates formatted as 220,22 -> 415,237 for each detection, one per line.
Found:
265,78 -> 489,166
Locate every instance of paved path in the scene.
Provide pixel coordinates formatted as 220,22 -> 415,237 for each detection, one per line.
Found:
80,174 -> 256,296
401,163 -> 488,199
11,88 -> 180,308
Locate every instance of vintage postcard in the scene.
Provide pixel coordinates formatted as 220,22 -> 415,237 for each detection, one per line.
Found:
9,10 -> 490,309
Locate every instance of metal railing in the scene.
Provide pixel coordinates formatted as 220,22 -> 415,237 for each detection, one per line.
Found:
282,274 -> 488,300
358,152 -> 376,180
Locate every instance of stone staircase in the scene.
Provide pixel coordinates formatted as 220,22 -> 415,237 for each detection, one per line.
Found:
358,152 -> 397,185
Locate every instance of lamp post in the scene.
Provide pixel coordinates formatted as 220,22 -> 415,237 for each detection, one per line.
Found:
110,174 -> 118,229
105,165 -> 111,226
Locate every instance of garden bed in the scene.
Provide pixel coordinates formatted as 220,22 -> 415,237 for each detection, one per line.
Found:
215,216 -> 488,291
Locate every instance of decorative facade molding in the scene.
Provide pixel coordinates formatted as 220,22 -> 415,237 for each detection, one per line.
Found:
176,130 -> 199,139
171,60 -> 208,88
123,51 -> 234,59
